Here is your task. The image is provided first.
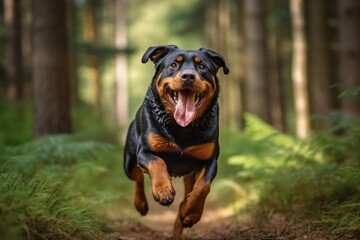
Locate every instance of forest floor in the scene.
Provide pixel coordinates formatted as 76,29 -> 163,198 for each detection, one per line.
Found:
106,179 -> 343,240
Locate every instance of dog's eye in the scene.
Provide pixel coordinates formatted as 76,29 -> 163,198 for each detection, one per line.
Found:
170,62 -> 178,69
198,64 -> 206,70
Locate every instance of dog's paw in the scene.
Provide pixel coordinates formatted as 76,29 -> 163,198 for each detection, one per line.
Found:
180,212 -> 201,228
179,191 -> 205,228
152,183 -> 176,206
134,198 -> 148,216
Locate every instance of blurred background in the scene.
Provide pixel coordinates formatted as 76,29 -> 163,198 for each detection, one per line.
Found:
1,0 -> 359,142
0,0 -> 360,239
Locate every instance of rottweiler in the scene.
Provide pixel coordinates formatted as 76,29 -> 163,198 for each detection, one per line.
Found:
123,45 -> 229,239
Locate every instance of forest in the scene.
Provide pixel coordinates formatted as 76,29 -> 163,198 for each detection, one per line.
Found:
1,0 -> 360,239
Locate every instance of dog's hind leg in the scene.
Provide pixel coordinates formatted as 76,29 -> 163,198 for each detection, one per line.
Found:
173,172 -> 196,239
123,121 -> 148,216
125,153 -> 148,216
129,161 -> 148,216
131,164 -> 148,216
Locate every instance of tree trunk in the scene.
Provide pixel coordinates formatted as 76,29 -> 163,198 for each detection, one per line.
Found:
32,0 -> 71,137
290,0 -> 309,139
205,0 -> 218,51
217,0 -> 232,128
4,0 -> 23,100
84,0 -> 102,114
234,0 -> 246,129
269,27 -> 286,132
244,0 -> 272,124
115,0 -> 128,142
205,0 -> 232,128
67,0 -> 79,104
22,0 -> 33,98
339,0 -> 360,116
308,0 -> 332,130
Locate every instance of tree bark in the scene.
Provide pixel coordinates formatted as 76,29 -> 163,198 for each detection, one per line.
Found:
235,0 -> 246,129
290,0 -> 309,138
339,0 -> 360,116
32,0 -> 72,137
4,0 -> 23,100
244,0 -> 272,124
67,0 -> 79,104
217,0 -> 232,128
84,0 -> 102,114
269,27 -> 286,132
308,0 -> 332,130
205,0 -> 218,52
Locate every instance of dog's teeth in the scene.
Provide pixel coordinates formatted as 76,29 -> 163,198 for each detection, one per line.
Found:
195,92 -> 205,105
173,91 -> 178,102
195,93 -> 200,104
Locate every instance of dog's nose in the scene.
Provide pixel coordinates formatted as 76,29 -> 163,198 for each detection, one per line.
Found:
180,70 -> 196,82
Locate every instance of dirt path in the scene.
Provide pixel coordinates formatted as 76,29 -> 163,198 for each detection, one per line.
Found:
108,179 -> 343,240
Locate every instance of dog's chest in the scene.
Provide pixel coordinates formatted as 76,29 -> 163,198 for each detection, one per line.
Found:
147,133 -> 214,161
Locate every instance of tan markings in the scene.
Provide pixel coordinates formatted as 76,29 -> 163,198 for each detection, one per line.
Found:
176,55 -> 183,62
194,167 -> 211,203
195,78 -> 216,119
194,56 -> 202,63
156,72 -> 163,86
193,167 -> 211,202
147,133 -> 214,160
211,76 -> 217,92
173,173 -> 196,237
156,76 -> 175,114
148,157 -> 169,180
129,164 -> 148,215
156,76 -> 172,93
148,157 -> 175,204
179,167 -> 211,228
183,142 -> 215,160
147,158 -> 171,191
147,133 -> 181,153
129,164 -> 144,181
156,70 -> 217,120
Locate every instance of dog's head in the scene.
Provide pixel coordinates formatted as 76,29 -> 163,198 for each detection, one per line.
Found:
142,45 -> 229,127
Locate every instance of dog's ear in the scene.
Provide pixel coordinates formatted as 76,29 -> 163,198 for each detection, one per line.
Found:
199,48 -> 229,75
142,45 -> 178,64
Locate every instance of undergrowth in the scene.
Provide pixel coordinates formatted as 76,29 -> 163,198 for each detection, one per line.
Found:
0,100 -> 32,145
221,113 -> 360,237
0,134 -> 121,239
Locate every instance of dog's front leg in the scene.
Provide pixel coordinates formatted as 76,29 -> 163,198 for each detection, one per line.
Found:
179,159 -> 217,228
138,150 -> 176,206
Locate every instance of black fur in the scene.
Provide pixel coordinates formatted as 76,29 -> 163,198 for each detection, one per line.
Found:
123,45 -> 229,234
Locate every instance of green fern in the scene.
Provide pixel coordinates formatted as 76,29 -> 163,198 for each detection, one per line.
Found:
1,134 -> 112,176
0,135 -> 119,239
223,113 -> 360,237
0,172 -> 112,239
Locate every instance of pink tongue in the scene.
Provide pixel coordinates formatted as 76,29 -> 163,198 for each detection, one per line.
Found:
174,91 -> 196,127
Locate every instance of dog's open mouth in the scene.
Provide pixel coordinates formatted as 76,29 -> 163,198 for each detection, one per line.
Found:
167,88 -> 206,127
